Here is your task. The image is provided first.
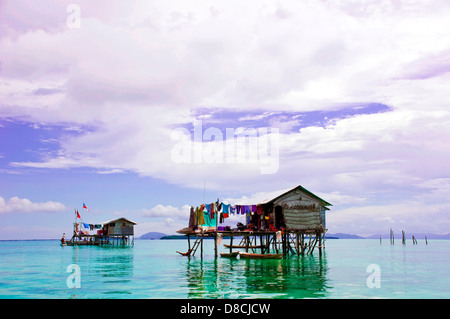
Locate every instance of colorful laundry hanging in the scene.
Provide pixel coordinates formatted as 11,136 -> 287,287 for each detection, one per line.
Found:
196,206 -> 205,225
257,205 -> 263,215
222,204 -> 230,218
202,206 -> 217,227
189,206 -> 196,228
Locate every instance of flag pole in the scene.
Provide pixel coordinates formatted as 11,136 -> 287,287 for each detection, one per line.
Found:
74,208 -> 77,238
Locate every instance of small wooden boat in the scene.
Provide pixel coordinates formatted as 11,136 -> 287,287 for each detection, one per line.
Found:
220,252 -> 239,258
224,244 -> 263,249
239,252 -> 283,259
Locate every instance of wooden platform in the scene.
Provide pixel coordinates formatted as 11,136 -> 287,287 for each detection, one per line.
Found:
176,228 -> 326,258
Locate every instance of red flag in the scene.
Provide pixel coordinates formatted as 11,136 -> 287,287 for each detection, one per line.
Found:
83,203 -> 89,212
76,209 -> 81,218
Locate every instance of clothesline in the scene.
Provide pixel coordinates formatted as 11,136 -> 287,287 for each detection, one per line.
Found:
81,223 -> 102,231
188,201 -> 272,230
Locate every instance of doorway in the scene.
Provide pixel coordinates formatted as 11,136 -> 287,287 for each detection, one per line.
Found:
275,205 -> 285,229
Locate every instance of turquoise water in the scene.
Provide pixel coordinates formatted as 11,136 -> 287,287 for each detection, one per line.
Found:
0,239 -> 449,299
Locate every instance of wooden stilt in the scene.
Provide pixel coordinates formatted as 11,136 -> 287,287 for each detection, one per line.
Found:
259,235 -> 263,254
300,233 -> 306,255
274,234 -> 279,254
200,233 -> 204,258
214,232 -> 218,259
318,232 -> 322,256
229,235 -> 233,253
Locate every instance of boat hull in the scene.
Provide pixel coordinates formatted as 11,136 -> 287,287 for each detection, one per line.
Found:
239,252 -> 283,259
220,252 -> 239,258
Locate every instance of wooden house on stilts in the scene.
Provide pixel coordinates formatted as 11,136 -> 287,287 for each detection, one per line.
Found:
176,185 -> 332,258
67,217 -> 137,246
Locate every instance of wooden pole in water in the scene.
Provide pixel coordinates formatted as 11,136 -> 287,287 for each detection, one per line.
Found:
200,233 -> 204,258
390,228 -> 394,245
402,230 -> 406,245
301,233 -> 305,255
274,234 -> 279,254
318,232 -> 322,256
229,235 -> 233,253
259,235 -> 264,254
425,235 -> 428,245
214,199 -> 219,259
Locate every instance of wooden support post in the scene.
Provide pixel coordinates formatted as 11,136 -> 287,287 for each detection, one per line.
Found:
214,232 -> 218,259
318,232 -> 322,256
286,232 -> 296,255
200,233 -> 204,258
187,234 -> 191,252
425,236 -> 428,245
300,233 -> 305,255
259,235 -> 264,254
229,235 -> 233,253
214,208 -> 218,259
274,234 -> 279,254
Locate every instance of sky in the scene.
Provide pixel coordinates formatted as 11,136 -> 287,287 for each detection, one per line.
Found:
1,0 -> 450,239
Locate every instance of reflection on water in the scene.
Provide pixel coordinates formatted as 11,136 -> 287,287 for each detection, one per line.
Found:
182,253 -> 329,299
70,246 -> 134,297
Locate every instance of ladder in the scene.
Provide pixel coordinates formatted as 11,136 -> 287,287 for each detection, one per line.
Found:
176,235 -> 202,257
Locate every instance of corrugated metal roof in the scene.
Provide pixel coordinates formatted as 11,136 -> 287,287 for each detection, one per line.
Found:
230,185 -> 332,206
102,217 -> 137,225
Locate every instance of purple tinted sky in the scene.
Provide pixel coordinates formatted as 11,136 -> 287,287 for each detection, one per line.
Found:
2,0 -> 450,239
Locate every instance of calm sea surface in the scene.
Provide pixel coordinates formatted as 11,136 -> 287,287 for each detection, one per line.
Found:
0,239 -> 449,299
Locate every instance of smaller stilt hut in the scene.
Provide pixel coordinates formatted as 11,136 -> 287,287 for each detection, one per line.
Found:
176,185 -> 332,258
67,217 -> 137,246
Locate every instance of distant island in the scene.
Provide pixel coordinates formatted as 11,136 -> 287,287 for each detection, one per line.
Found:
138,231 -> 450,240
138,232 -> 167,240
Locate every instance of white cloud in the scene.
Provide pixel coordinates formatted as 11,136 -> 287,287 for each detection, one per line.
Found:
142,204 -> 191,220
3,0 -> 450,236
0,196 -> 67,214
